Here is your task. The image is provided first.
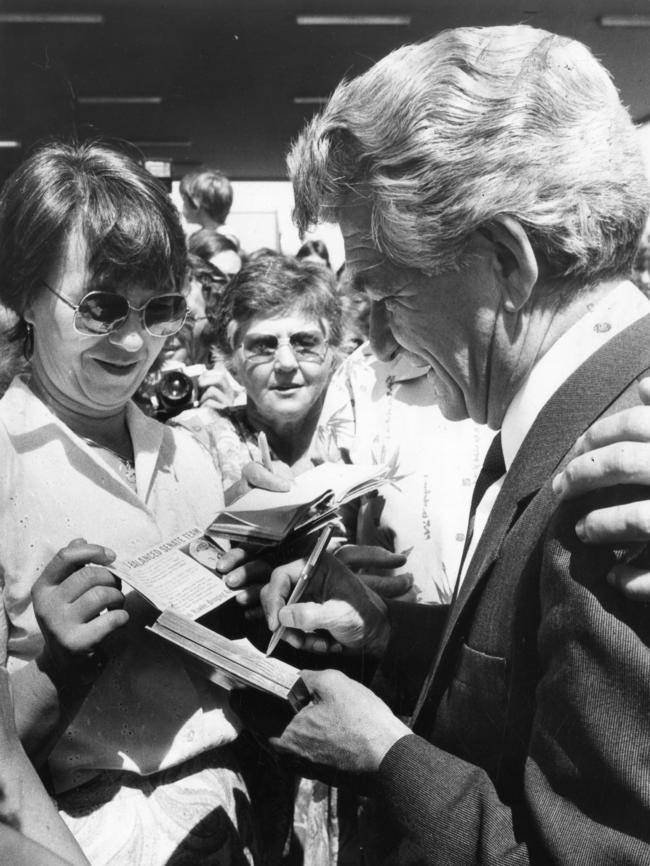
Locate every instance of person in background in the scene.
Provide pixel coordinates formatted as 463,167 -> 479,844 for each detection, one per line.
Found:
261,24 -> 650,864
296,239 -> 331,269
0,304 -> 26,397
318,341 -> 492,603
135,253 -> 245,421
335,266 -> 370,355
0,139 -> 265,866
171,251 -> 343,492
189,227 -> 243,279
161,252 -> 229,368
179,166 -> 233,233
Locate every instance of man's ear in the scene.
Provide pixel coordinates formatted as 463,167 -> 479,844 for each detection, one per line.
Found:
479,215 -> 538,312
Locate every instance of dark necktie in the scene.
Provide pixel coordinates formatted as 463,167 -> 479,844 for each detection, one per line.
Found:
455,432 -> 505,592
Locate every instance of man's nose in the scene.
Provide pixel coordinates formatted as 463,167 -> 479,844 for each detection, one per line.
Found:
369,300 -> 400,361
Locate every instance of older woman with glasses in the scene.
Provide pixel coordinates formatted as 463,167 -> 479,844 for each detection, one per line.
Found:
173,252 -> 343,492
0,140 -> 264,865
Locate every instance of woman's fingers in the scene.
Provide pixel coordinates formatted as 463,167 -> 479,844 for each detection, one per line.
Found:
241,461 -> 293,492
42,564 -> 122,604
224,557 -> 271,589
234,585 -> 262,607
69,586 -> 127,622
36,542 -> 116,587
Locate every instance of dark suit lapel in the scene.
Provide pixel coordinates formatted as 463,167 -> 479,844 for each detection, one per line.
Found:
410,312 -> 650,732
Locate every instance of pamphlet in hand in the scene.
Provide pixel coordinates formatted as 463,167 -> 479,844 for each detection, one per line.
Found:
206,460 -> 395,546
110,526 -> 234,620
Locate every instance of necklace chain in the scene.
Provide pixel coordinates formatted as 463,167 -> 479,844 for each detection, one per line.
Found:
81,436 -> 136,484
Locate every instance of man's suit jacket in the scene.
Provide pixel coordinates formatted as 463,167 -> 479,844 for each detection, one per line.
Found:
370,314 -> 650,865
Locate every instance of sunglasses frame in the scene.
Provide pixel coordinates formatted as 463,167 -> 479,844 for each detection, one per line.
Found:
42,280 -> 188,338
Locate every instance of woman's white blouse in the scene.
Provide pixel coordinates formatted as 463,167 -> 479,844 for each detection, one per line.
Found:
0,376 -> 240,793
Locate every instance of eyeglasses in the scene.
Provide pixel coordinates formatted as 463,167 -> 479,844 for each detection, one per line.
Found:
43,281 -> 188,338
240,330 -> 329,364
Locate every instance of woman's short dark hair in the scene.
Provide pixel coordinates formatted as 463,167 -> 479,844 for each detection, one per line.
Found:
189,228 -> 241,261
213,251 -> 342,356
0,139 -> 187,345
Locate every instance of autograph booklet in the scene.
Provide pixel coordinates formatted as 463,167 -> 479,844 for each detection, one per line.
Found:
110,526 -> 234,620
110,528 -> 308,708
207,460 -> 394,546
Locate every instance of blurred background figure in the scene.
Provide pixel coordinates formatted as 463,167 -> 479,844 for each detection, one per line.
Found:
189,227 -> 243,278
134,253 -> 244,421
335,266 -> 370,355
0,304 -> 26,397
179,166 -> 234,233
296,238 -> 331,269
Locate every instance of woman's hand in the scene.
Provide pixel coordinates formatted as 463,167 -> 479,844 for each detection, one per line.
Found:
261,552 -> 390,655
224,460 -> 293,506
32,539 -> 129,686
197,365 -> 245,412
335,544 -> 415,601
216,547 -> 272,615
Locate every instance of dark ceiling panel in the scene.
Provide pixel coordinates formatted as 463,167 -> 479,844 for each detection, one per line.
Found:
0,0 -> 649,181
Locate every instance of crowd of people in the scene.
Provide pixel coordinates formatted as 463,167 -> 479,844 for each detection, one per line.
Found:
3,21 -> 650,866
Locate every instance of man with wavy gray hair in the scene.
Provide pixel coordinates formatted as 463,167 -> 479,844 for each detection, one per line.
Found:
261,24 -> 650,864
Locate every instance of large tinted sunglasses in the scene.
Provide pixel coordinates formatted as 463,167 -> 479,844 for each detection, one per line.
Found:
43,281 -> 188,338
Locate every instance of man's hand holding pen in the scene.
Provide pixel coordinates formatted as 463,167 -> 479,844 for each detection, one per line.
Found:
257,541 -> 409,775
261,549 -> 392,657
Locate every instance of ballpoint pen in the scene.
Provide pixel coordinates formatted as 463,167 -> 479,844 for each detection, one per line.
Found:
265,523 -> 334,657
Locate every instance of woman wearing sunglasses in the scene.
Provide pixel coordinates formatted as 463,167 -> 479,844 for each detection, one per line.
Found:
0,141 -> 262,865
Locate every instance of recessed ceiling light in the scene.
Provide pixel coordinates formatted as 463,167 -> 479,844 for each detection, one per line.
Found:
598,15 -> 650,27
0,13 -> 104,24
0,140 -> 21,148
78,96 -> 163,105
296,14 -> 411,26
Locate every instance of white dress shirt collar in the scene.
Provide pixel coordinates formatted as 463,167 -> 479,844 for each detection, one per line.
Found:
501,280 -> 650,471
